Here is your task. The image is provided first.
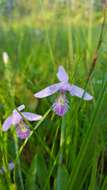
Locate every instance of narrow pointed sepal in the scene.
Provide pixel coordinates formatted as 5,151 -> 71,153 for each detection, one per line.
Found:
34,83 -> 62,98
69,85 -> 93,100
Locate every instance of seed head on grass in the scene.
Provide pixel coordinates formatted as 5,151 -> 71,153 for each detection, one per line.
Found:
34,66 -> 93,116
2,105 -> 42,139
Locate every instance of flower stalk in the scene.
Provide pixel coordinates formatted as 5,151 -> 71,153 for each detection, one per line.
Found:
59,116 -> 66,164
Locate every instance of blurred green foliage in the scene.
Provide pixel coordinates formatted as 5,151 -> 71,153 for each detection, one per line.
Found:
0,1 -> 107,190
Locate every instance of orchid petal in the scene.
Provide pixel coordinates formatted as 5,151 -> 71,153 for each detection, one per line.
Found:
69,85 -> 93,100
57,66 -> 69,82
12,111 -> 22,125
21,112 -> 42,121
59,82 -> 71,92
2,116 -> 12,131
8,162 -> 14,171
0,162 -> 14,174
34,83 -> 62,98
17,104 -> 25,111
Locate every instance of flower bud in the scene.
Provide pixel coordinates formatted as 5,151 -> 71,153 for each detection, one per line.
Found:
2,52 -> 9,64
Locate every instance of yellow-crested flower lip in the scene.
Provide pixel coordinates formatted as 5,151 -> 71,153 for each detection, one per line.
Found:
52,94 -> 68,116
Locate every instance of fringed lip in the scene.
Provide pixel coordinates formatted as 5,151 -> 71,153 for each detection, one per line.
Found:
52,94 -> 68,116
16,120 -> 30,139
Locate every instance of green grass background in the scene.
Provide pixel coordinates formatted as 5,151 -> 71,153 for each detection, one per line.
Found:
0,1 -> 107,190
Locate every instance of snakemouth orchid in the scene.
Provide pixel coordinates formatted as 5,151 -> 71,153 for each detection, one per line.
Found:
34,66 -> 93,116
2,105 -> 42,139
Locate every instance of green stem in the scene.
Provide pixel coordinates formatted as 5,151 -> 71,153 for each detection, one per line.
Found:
13,133 -> 24,190
59,116 -> 66,164
2,134 -> 13,190
14,108 -> 51,166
